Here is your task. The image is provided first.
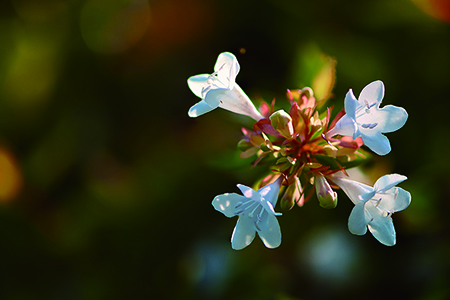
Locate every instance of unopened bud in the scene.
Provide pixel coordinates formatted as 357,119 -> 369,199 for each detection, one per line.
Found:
281,176 -> 303,209
300,87 -> 314,99
299,87 -> 315,109
270,110 -> 294,139
309,111 -> 324,134
315,173 -> 337,209
322,144 -> 338,157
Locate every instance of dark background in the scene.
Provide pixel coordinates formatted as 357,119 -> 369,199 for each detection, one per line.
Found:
0,0 -> 449,299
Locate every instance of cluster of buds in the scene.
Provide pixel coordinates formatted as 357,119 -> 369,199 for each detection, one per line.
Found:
188,52 -> 411,250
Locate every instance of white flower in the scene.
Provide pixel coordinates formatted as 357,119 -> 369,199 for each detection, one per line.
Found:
212,178 -> 282,250
331,174 -> 411,246
188,52 -> 263,120
327,80 -> 408,155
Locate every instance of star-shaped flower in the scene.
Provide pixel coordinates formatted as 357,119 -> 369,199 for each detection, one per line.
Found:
188,52 -> 263,120
327,80 -> 408,155
212,178 -> 282,250
331,173 -> 411,246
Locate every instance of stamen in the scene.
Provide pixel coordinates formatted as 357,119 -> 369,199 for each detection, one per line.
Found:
394,188 -> 399,199
257,212 -> 262,222
254,221 -> 261,231
217,63 -> 226,72
208,70 -> 219,79
387,211 -> 394,220
375,198 -> 382,207
364,100 -> 370,114
248,204 -> 260,218
361,123 -> 378,129
234,200 -> 256,215
206,67 -> 228,88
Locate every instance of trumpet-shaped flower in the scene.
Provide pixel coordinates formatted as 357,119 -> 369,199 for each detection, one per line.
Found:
188,52 -> 263,120
327,81 -> 408,155
212,178 -> 282,250
331,174 -> 411,246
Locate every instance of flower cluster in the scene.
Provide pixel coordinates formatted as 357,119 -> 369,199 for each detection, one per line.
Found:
188,52 -> 411,249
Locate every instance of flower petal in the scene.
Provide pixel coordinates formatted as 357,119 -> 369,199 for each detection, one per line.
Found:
366,204 -> 396,246
376,105 -> 408,133
218,86 -> 263,121
392,188 -> 411,212
374,174 -> 407,192
357,105 -> 408,135
258,178 -> 282,206
187,74 -> 210,98
204,86 -> 263,121
358,80 -> 384,107
344,89 -> 358,121
188,100 -> 216,117
257,214 -> 281,249
378,187 -> 411,213
367,219 -> 396,246
361,132 -> 391,156
327,115 -> 358,138
214,52 -> 239,89
330,175 -> 373,205
261,200 -> 282,216
231,216 -> 256,250
212,193 -> 245,218
348,202 -> 370,235
237,184 -> 256,199
203,88 -> 226,108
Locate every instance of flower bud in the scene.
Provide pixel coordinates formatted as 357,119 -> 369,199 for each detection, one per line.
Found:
300,87 -> 314,99
309,111 -> 324,134
281,176 -> 303,209
315,173 -> 337,209
270,110 -> 294,139
322,144 -> 338,157
299,87 -> 315,109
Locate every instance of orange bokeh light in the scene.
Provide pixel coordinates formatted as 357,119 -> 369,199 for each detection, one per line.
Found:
412,0 -> 450,23
0,147 -> 22,203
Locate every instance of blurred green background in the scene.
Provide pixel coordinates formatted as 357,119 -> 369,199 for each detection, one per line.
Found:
0,0 -> 449,299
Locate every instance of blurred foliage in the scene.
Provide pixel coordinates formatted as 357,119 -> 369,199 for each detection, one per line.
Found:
0,0 -> 449,299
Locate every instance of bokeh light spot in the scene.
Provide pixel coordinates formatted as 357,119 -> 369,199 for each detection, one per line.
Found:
3,29 -> 59,109
297,226 -> 363,289
412,0 -> 450,23
0,147 -> 22,203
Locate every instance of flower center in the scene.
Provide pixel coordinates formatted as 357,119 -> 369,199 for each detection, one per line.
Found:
354,100 -> 379,129
200,64 -> 229,98
234,198 -> 278,231
355,100 -> 377,118
370,197 -> 394,220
